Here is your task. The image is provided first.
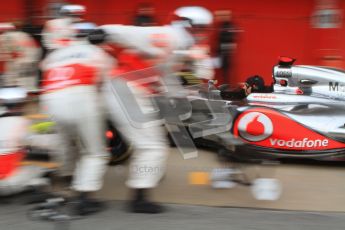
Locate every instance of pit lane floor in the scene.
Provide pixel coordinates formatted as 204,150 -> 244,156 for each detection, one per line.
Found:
2,149 -> 345,230
97,148 -> 345,212
1,201 -> 345,230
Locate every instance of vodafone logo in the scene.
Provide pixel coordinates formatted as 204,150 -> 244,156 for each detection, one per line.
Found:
238,112 -> 273,142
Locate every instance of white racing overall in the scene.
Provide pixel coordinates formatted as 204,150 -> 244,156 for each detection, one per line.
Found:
0,31 -> 41,90
100,24 -> 193,188
40,41 -> 114,192
0,116 -> 46,195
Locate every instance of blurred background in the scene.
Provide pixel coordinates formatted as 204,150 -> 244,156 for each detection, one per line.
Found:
1,0 -> 345,85
1,1 -> 345,229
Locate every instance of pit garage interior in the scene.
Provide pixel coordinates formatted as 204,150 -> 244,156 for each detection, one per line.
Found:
4,0 -> 345,84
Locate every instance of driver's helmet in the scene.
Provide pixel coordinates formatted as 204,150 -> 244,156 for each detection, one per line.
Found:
171,6 -> 213,28
0,23 -> 15,34
59,4 -> 86,18
245,75 -> 265,92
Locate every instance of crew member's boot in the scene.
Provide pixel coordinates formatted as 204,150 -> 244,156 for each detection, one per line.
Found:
73,192 -> 106,216
128,189 -> 165,214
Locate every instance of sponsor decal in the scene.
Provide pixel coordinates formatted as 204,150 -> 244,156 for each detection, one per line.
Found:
295,88 -> 304,95
275,70 -> 292,78
329,81 -> 345,92
233,108 -> 345,150
252,95 -> 277,99
150,33 -> 170,48
44,79 -> 80,91
238,112 -> 273,142
269,138 -> 328,148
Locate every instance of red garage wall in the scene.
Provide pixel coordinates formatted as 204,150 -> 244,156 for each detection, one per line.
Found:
0,0 -> 25,22
69,0 -> 314,83
68,0 -> 317,85
2,0 -> 345,85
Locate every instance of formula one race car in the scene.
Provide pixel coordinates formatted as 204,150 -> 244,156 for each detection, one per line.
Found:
184,57 -> 345,162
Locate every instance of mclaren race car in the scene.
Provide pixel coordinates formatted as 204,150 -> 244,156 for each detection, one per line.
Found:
184,57 -> 345,162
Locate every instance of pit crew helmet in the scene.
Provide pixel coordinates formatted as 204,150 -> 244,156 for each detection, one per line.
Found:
59,4 -> 86,17
172,6 -> 213,28
0,86 -> 27,113
0,23 -> 15,33
71,22 -> 97,38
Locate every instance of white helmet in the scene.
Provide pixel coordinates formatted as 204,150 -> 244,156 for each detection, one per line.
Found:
71,22 -> 97,38
59,4 -> 86,17
0,23 -> 15,33
172,6 -> 213,27
0,87 -> 27,110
